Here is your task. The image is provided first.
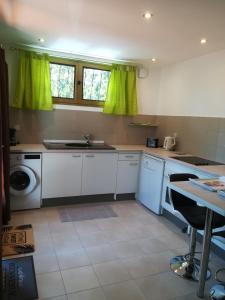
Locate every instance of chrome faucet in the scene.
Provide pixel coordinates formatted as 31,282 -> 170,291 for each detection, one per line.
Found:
83,134 -> 91,145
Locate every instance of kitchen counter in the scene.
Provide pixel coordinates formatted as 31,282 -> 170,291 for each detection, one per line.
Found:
10,143 -> 225,177
10,143 -> 177,156
10,144 -> 46,153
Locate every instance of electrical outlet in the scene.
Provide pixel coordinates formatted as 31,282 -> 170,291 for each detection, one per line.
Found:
173,132 -> 177,138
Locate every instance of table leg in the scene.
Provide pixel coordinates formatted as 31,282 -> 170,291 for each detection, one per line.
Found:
197,208 -> 213,298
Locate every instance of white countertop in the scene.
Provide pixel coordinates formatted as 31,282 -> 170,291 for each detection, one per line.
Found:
11,144 -> 46,153
10,143 -> 225,177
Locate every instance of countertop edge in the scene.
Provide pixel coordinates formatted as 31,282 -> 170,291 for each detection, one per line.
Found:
10,144 -> 225,177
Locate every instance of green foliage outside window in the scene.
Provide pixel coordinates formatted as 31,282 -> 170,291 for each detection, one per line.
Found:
49,59 -> 111,106
50,63 -> 75,99
83,68 -> 110,101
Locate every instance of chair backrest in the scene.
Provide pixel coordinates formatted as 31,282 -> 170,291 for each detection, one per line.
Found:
169,173 -> 198,211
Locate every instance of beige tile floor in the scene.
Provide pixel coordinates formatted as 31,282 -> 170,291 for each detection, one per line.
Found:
10,200 -> 224,300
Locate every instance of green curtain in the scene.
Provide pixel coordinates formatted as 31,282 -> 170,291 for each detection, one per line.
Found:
12,50 -> 53,110
103,64 -> 138,115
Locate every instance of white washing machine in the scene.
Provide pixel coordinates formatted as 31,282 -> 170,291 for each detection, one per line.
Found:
10,153 -> 42,210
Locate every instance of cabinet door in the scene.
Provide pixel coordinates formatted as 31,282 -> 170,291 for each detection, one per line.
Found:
82,153 -> 118,195
42,153 -> 82,198
116,161 -> 140,194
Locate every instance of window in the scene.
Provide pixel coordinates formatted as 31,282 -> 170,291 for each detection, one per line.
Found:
83,67 -> 110,101
50,63 -> 75,99
50,58 -> 110,107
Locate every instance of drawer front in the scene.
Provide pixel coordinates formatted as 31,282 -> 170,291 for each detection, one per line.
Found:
118,153 -> 141,161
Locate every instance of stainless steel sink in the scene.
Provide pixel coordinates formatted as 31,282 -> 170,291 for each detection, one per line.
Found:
65,143 -> 90,147
43,140 -> 115,150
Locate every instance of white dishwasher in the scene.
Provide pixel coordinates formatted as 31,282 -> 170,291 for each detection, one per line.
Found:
138,154 -> 165,215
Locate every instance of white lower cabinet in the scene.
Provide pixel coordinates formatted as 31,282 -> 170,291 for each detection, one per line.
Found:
116,160 -> 140,194
42,153 -> 83,198
42,151 -> 139,199
81,153 -> 118,195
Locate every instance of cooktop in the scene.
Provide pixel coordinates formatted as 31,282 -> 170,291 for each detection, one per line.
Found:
171,156 -> 224,166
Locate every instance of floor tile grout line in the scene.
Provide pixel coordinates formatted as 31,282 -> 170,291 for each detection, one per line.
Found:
35,247 -> 177,274
35,272 -> 67,300
65,286 -> 107,300
35,255 -> 212,298
116,255 -> 180,282
39,292 -> 67,300
100,278 -> 146,300
59,268 -> 69,297
34,266 -> 196,299
130,278 -> 149,300
90,261 -> 106,290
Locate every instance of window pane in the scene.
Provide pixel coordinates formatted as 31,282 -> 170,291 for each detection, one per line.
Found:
83,68 -> 110,101
50,63 -> 75,99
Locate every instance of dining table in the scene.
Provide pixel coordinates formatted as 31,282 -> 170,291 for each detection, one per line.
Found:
168,180 -> 225,298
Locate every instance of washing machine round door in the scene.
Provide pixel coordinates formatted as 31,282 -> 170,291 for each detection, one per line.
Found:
10,165 -> 37,196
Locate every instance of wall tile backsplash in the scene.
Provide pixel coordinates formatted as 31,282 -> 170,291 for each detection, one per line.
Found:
10,108 -> 225,163
9,108 -> 157,145
156,116 -> 225,163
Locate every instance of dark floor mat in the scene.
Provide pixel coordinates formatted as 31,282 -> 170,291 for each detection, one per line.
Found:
2,256 -> 38,300
59,203 -> 118,222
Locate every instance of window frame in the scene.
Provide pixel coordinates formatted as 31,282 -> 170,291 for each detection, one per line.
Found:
50,57 -> 111,107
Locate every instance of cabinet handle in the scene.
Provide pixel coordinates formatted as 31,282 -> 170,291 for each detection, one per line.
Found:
86,155 -> 95,158
125,155 -> 134,158
129,162 -> 138,166
72,155 -> 81,158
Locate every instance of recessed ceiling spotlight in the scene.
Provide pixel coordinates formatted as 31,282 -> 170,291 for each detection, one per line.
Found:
200,38 -> 207,44
152,58 -> 156,62
38,37 -> 45,43
143,11 -> 153,20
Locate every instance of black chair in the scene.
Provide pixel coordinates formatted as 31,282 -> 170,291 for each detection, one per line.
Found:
168,173 -> 225,281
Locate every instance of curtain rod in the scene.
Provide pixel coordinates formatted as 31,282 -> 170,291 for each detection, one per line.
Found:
7,44 -> 137,66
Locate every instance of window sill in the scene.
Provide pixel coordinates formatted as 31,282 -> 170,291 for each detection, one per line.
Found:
54,104 -> 103,112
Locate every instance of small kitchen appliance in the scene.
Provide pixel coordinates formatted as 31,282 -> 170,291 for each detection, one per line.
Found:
163,136 -> 176,151
146,137 -> 158,148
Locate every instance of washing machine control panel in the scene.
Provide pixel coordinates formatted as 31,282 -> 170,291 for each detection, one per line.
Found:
10,153 -> 41,164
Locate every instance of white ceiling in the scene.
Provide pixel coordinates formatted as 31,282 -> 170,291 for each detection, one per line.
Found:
1,0 -> 225,63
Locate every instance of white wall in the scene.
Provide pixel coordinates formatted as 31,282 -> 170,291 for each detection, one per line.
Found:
137,65 -> 161,115
157,49 -> 225,117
